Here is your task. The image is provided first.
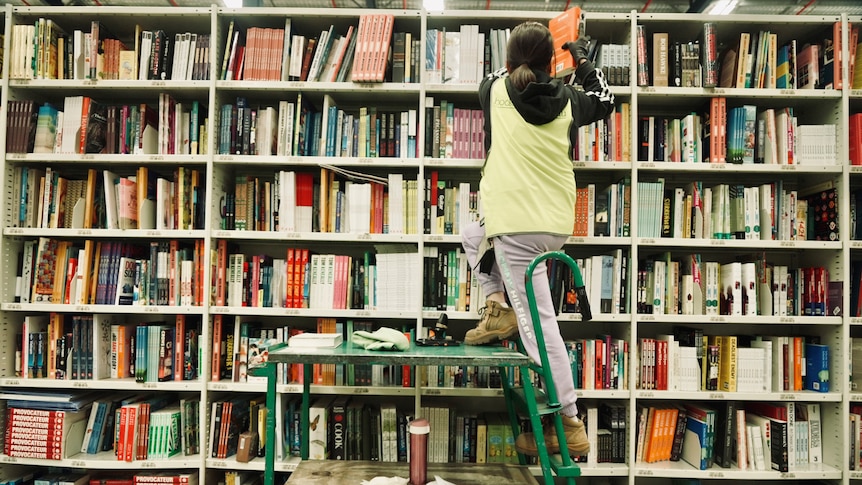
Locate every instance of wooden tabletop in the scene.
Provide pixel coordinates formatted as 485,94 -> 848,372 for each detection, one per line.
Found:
286,460 -> 539,484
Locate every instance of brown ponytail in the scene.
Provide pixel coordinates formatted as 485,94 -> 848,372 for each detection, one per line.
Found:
506,21 -> 553,90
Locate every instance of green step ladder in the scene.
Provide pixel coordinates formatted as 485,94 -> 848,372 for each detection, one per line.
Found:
500,251 -> 592,485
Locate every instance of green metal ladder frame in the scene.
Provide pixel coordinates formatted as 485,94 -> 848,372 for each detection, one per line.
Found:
500,251 -> 592,485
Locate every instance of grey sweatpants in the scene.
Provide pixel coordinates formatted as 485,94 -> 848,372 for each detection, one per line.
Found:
461,221 -> 578,417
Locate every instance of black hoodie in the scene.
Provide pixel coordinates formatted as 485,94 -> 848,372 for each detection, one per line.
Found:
478,59 -> 614,156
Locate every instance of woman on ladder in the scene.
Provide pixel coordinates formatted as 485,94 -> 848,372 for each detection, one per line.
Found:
460,20 -> 614,457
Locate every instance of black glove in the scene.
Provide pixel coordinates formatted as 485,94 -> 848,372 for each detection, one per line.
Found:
562,36 -> 591,65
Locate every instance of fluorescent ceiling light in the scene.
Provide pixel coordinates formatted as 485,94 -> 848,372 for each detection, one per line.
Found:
424,0 -> 444,11
223,0 -> 242,7
706,0 -> 739,14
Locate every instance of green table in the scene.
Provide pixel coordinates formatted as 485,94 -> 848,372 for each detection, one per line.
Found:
259,342 -> 532,485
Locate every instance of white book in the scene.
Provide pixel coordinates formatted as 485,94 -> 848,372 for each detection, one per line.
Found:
750,337 -> 774,392
388,173 -> 404,234
288,332 -> 343,348
307,396 -> 335,460
102,170 -> 120,230
720,261 -> 742,315
741,261 -> 757,316
804,402 -> 822,464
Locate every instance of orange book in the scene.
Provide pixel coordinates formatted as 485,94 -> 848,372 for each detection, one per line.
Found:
174,315 -> 185,381
117,324 -> 129,378
548,7 -> 585,78
371,14 -> 394,82
793,336 -> 803,390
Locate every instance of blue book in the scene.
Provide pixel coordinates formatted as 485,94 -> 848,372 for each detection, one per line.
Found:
805,342 -> 830,392
681,416 -> 708,470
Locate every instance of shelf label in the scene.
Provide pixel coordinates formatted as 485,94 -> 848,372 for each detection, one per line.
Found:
426,158 -> 443,165
426,235 -> 443,241
283,232 -> 301,238
637,469 -> 654,475
76,229 -> 93,236
780,473 -> 795,479
779,241 -> 796,247
284,385 -> 302,393
145,231 -> 162,237
149,155 -> 164,161
81,154 -> 94,160
575,391 -> 584,397
641,238 -> 656,244
74,305 -> 91,312
358,157 -> 374,164
356,311 -> 371,317
709,239 -> 726,246
640,391 -> 654,398
284,309 -> 300,315
425,389 -> 441,395
708,471 -> 725,478
150,81 -> 166,87
778,317 -> 796,324
6,303 -> 21,310
8,153 -> 25,159
7,227 -> 23,234
1,456 -> 17,463
641,162 -> 656,168
711,88 -> 726,95
352,387 -> 370,394
708,393 -> 725,399
572,162 -> 586,168
142,382 -> 157,389
71,460 -> 86,467
6,379 -> 20,385
220,155 -> 235,162
212,461 -> 227,468
780,394 -> 796,400
140,461 -> 157,468
709,163 -> 726,169
212,307 -> 229,313
640,315 -> 655,321
144,307 -> 159,312
83,79 -> 97,86
212,383 -> 229,390
640,87 -> 655,93
708,316 -> 726,323
72,381 -> 89,388
568,237 -> 584,244
780,89 -> 795,95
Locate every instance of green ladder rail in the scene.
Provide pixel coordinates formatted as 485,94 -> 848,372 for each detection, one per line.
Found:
500,251 -> 592,485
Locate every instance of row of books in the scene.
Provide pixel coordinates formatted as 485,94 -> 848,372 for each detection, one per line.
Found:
19,238 -> 205,307
4,405 -> 90,460
16,314 -> 199,382
639,180 -> 837,242
423,175 -> 480,236
422,98 -> 485,160
14,166 -> 203,233
220,14 -> 394,83
637,329 -> 829,393
635,401 -> 823,472
9,17 -> 211,81
207,395 -> 266,460
637,21 -> 859,89
640,103 -> 833,166
0,472 -> 198,485
17,96 -> 209,156
221,169 -> 417,235
851,403 -> 862,470
637,253 -> 834,317
18,314 -> 96,381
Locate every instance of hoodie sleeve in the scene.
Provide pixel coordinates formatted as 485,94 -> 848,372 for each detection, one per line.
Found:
479,67 -> 507,154
568,60 -> 615,127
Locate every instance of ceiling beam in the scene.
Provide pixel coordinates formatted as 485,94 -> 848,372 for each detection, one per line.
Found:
686,0 -> 712,13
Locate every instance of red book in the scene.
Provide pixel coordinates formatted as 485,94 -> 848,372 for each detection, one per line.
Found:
286,248 -> 295,308
174,315 -> 186,381
548,7 -> 585,78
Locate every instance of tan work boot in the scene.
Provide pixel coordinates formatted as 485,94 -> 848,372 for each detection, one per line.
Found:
464,300 -> 518,345
514,415 -> 590,456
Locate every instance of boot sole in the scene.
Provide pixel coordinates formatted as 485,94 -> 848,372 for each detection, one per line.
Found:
463,326 -> 519,345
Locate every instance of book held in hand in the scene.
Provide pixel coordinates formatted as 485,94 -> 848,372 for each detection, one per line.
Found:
287,332 -> 343,348
548,7 -> 585,78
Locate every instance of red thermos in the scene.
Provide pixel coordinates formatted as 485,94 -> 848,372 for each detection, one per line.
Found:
408,418 -> 430,485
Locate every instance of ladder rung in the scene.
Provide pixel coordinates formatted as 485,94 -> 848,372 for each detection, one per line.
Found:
507,387 -> 562,416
